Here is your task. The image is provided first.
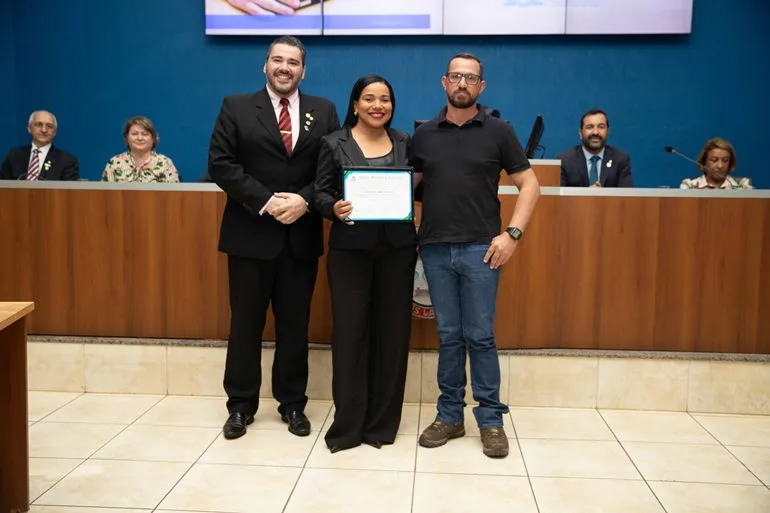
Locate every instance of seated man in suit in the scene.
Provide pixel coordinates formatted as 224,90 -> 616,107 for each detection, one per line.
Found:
558,109 -> 633,188
0,111 -> 80,181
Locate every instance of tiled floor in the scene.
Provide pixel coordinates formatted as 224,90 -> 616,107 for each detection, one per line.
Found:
27,392 -> 770,513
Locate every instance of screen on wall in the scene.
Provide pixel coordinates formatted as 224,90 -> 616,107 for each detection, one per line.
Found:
205,0 -> 693,36
322,0 -> 443,36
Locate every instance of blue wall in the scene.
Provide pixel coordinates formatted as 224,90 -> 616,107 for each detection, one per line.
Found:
4,0 -> 769,187
0,1 -> 16,149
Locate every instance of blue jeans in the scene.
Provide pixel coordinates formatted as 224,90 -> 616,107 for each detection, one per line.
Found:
420,243 -> 509,428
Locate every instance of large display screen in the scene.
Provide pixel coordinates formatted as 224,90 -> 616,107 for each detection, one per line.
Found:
565,0 -> 694,35
205,0 -> 693,36
444,0 -> 568,35
322,0 -> 443,36
205,0 -> 323,35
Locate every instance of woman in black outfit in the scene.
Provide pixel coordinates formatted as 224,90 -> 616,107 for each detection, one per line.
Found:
314,75 -> 417,453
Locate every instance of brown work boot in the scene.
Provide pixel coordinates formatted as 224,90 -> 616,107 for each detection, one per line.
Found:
419,420 -> 465,448
480,427 -> 509,458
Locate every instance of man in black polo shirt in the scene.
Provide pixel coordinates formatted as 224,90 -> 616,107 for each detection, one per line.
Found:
410,53 -> 540,458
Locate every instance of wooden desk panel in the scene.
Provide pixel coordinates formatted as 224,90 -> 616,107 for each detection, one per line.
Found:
556,197 -> 661,350
0,186 -> 768,353
496,196 -> 561,348
653,198 -> 701,348
0,301 -> 34,513
759,214 -> 770,353
514,163 -> 560,187
653,199 -> 768,352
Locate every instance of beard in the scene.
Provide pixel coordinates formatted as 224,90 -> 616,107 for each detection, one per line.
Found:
447,89 -> 477,109
267,71 -> 301,96
581,135 -> 606,151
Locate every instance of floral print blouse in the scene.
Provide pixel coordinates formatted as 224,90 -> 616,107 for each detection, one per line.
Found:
101,151 -> 179,183
679,175 -> 753,190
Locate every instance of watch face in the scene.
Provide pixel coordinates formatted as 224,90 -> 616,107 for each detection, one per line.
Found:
507,227 -> 522,240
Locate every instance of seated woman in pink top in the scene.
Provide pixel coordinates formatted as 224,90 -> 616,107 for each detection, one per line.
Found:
680,138 -> 752,190
102,116 -> 179,183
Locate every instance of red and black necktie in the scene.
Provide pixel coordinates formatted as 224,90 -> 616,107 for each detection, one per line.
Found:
278,97 -> 292,155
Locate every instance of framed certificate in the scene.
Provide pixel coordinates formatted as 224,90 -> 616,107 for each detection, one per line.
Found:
342,166 -> 414,222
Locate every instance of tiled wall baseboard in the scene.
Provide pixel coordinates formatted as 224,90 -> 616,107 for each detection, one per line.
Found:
27,342 -> 770,415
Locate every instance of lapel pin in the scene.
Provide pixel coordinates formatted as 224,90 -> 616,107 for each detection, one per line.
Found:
44,161 -> 52,171
303,125 -> 309,132
606,159 -> 613,168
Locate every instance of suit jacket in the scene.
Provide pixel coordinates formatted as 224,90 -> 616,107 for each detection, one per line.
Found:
0,145 -> 80,180
558,145 -> 633,187
314,127 -> 417,250
208,88 -> 340,260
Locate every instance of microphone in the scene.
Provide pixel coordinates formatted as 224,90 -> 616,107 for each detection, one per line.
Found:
17,173 -> 27,180
664,146 -> 705,171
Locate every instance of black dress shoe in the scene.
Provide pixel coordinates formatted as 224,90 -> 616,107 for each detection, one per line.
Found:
281,410 -> 311,437
223,412 -> 254,440
327,442 -> 361,453
363,439 -> 383,449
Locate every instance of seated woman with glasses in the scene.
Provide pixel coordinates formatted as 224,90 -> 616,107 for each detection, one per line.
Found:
314,74 -> 417,454
680,138 -> 752,190
102,116 -> 179,183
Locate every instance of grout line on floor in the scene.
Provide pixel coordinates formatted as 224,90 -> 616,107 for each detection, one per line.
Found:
509,410 -> 541,513
689,413 -> 768,486
596,408 -> 670,513
32,391 -> 85,422
148,419 -> 221,510
280,402 -> 332,513
409,403 -> 421,513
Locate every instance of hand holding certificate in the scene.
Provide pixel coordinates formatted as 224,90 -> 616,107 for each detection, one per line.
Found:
342,167 -> 414,222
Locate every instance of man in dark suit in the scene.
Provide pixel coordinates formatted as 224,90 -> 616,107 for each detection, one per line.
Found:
558,109 -> 633,187
208,35 -> 340,440
0,111 -> 79,180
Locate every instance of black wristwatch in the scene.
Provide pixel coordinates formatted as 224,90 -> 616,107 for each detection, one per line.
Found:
505,226 -> 523,241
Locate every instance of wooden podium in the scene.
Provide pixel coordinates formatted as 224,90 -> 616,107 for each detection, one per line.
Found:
1,178 -> 768,353
0,302 -> 34,513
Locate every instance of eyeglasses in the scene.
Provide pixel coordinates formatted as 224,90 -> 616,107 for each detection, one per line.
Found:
445,72 -> 481,85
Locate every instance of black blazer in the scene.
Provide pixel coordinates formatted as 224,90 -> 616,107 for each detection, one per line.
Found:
314,127 -> 417,250
208,88 -> 340,260
0,145 -> 80,180
557,145 -> 634,187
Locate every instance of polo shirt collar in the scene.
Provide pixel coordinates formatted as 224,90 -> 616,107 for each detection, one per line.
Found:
436,104 -> 487,127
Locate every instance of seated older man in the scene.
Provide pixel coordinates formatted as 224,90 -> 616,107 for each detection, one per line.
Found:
0,111 -> 80,181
